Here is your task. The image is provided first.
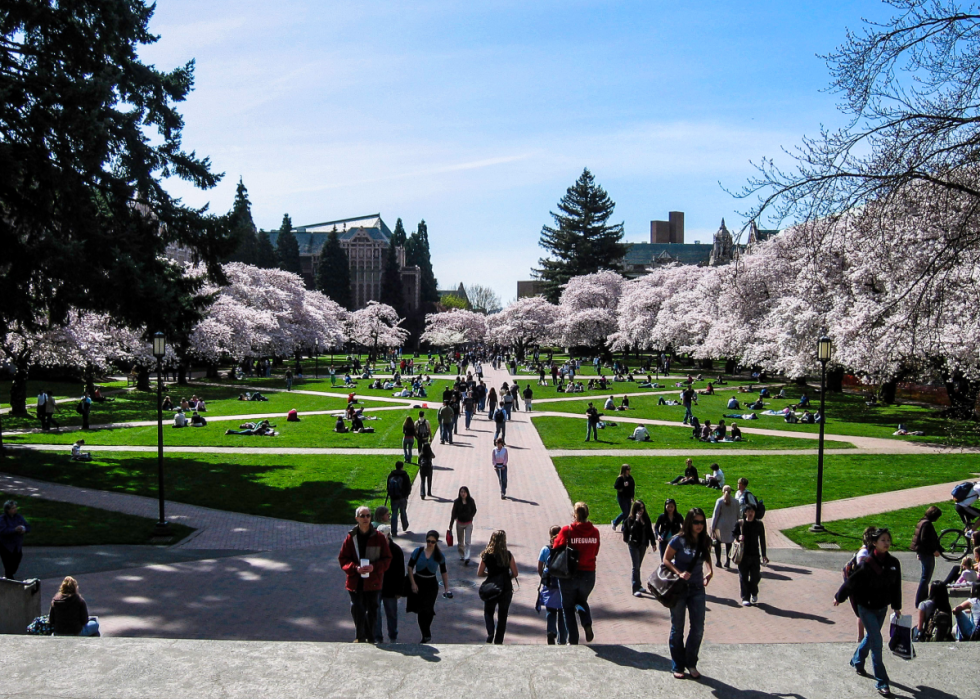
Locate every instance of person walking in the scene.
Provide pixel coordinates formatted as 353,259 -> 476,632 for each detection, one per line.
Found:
537,525 -> 568,644
492,438 -> 509,499
622,500 -> 655,596
414,410 -> 431,453
487,387 -> 498,419
0,500 -> 30,579
78,393 -> 92,430
449,486 -> 477,565
478,530 -> 519,644
417,442 -> 435,499
44,390 -> 59,429
36,390 -> 48,430
911,506 -> 943,608
373,524 -> 403,643
585,403 -> 600,442
523,384 -> 533,412
463,390 -> 475,429
553,502 -> 600,644
385,461 -> 412,536
337,506 -> 392,643
655,498 -> 684,560
502,388 -> 514,420
406,530 -> 453,643
710,485 -> 739,568
612,464 -> 635,531
662,508 -> 714,680
401,416 -> 416,463
493,404 -> 506,442
732,503 -> 768,606
437,401 -> 454,445
834,527 -> 903,697
681,385 -> 695,425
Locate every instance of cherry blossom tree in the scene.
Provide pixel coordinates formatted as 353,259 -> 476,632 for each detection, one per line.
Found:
349,301 -> 409,357
555,271 -> 624,352
421,309 -> 488,347
486,296 -> 558,359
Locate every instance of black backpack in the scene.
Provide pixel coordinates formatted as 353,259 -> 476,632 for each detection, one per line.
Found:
387,473 -> 404,499
755,498 -> 766,520
923,610 -> 953,642
547,544 -> 580,579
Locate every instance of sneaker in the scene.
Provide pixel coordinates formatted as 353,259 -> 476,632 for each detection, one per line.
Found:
547,634 -> 556,645
750,595 -> 757,605
878,689 -> 892,697
584,626 -> 595,642
420,636 -> 431,644
633,591 -> 643,597
611,519 -> 618,531
741,600 -> 751,607
464,559 -> 471,567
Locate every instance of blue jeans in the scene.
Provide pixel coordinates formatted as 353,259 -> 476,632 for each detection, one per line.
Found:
494,422 -> 506,442
546,607 -> 568,644
669,584 -> 705,673
557,570 -> 595,644
402,437 -> 414,462
955,610 -> 976,640
613,492 -> 631,528
628,544 -> 646,593
440,423 -> 453,444
495,466 -> 508,496
373,596 -> 399,642
79,618 -> 100,637
390,498 -> 409,535
478,398 -> 486,412
464,409 -> 473,429
683,404 -> 693,423
915,554 -> 935,608
852,605 -> 890,691
586,422 -> 598,441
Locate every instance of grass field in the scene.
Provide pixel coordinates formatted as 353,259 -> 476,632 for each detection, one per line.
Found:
1,451 -> 416,524
783,501 -> 971,552
1,490 -> 194,546
552,453 -> 980,524
530,416 -> 846,450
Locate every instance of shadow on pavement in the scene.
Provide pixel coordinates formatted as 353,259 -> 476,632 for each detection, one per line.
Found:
754,602 -> 834,625
589,644 -> 671,670
378,643 -> 441,662
698,676 -> 806,699
765,564 -> 812,575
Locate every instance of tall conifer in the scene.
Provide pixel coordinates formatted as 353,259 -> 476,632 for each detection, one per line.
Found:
406,219 -> 440,314
276,213 -> 302,276
380,240 -> 405,314
226,178 -> 259,265
316,229 -> 353,309
256,231 -> 277,268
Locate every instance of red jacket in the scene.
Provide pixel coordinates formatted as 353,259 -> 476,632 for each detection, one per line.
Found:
338,526 -> 392,592
554,522 -> 601,572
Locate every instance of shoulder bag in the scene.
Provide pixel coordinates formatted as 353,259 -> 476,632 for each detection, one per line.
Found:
646,563 -> 689,608
730,538 -> 744,565
547,544 -> 580,579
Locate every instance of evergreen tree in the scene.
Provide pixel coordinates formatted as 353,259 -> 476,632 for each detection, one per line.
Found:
275,213 -> 302,276
535,168 -> 627,303
226,178 -> 259,265
256,231 -> 277,268
380,240 -> 405,314
316,230 -> 353,310
391,218 -> 408,247
406,219 -> 440,313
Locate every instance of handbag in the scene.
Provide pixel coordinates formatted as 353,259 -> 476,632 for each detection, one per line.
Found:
730,539 -> 744,565
888,612 -> 915,660
479,571 -> 512,602
646,563 -> 689,608
446,529 -> 454,547
547,545 -> 579,579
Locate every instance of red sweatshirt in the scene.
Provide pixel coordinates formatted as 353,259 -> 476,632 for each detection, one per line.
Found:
554,521 -> 601,572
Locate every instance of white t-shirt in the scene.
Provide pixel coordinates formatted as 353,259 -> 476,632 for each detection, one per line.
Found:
173,412 -> 187,427
604,398 -> 615,410
631,425 -> 649,441
710,468 -> 725,486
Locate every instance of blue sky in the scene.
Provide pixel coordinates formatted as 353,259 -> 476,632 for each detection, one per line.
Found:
143,0 -> 887,302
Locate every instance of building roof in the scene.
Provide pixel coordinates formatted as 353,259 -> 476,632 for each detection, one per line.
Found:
624,242 -> 714,267
266,214 -> 392,255
438,283 -> 468,302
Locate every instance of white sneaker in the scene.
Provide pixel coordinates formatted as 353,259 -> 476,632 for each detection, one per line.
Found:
633,591 -> 643,597
741,600 -> 751,607
750,595 -> 758,605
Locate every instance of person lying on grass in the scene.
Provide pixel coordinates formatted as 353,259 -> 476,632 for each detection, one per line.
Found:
225,420 -> 277,436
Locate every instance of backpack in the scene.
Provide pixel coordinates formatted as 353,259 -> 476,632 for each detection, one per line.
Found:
923,610 -> 953,642
842,552 -> 859,581
755,498 -> 766,520
76,401 -> 85,414
951,481 -> 975,502
547,544 -> 580,579
494,408 -> 505,424
387,473 -> 404,499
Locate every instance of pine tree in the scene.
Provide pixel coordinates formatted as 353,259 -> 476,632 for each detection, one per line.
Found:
391,218 -> 408,247
316,230 -> 353,309
226,178 -> 259,265
535,168 -> 627,302
256,231 -> 277,268
406,219 -> 440,313
276,213 -> 302,276
380,240 -> 405,314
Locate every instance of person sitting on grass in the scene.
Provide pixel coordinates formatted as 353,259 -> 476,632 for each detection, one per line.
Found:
70,440 -> 92,462
173,408 -> 188,428
703,462 -> 725,489
759,387 -> 770,398
91,387 -> 114,403
287,409 -> 301,422
190,411 -> 207,427
727,396 -> 741,410
799,410 -> 815,424
162,395 -> 174,410
776,387 -> 788,400
714,420 -> 727,441
730,423 -> 743,441
180,397 -> 190,411
627,424 -> 650,442
370,379 -> 383,390
784,409 -> 799,424
748,397 -> 764,410
618,396 -> 630,411
334,416 -> 349,433
699,420 -> 714,441
667,458 -> 699,485
225,420 -> 276,436
797,392 -> 811,408
604,395 -> 615,410
738,385 -> 753,394
698,382 -> 715,396
715,375 -> 727,385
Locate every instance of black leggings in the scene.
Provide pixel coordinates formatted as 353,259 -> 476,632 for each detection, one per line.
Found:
484,591 -> 513,643
415,575 -> 439,638
1,547 -> 23,579
713,541 -> 731,564
418,467 -> 433,497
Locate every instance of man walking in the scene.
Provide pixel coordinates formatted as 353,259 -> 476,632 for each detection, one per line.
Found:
386,461 -> 412,536
45,390 -> 59,430
438,401 -> 454,445
36,390 -> 48,430
585,402 -> 600,442
414,410 -> 431,453
523,384 -> 533,412
338,505 -> 392,643
681,385 -> 695,425
493,404 -> 506,443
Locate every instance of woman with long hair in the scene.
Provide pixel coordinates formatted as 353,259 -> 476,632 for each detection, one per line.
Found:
487,387 -> 498,419
622,499 -> 655,596
48,576 -> 99,636
477,530 -> 520,644
911,506 -> 943,607
449,486 -> 477,565
401,416 -> 416,463
654,499 -> 683,560
834,528 -> 903,697
662,507 -> 714,679
710,485 -> 738,568
612,464 -> 635,531
915,580 -> 952,641
406,530 -> 453,643
553,502 -> 600,644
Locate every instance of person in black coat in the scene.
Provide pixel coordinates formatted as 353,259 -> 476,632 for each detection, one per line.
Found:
911,506 -> 942,608
732,504 -> 768,606
834,528 -> 903,697
654,498 -> 684,560
374,525 -> 404,643
622,500 -> 655,596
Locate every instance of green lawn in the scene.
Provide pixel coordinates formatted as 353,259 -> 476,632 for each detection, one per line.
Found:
537,389 -> 967,444
783,501 -> 969,552
530,416 -> 844,450
0,451 -> 414,524
1,490 -> 194,546
552,454 -> 980,524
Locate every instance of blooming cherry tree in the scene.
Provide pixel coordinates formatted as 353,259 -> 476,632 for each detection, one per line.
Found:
349,301 -> 409,356
486,296 -> 558,359
556,270 -> 624,350
421,309 -> 488,347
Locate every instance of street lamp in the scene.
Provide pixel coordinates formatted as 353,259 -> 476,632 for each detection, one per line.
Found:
152,332 -> 170,537
314,339 -> 319,380
810,336 -> 833,533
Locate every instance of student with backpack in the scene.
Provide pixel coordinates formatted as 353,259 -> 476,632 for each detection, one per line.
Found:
385,461 -> 412,536
952,480 -> 980,524
911,506 -> 943,607
536,525 -> 567,644
492,405 -> 506,442
552,502 -> 600,645
915,580 -> 953,642
834,527 -> 903,697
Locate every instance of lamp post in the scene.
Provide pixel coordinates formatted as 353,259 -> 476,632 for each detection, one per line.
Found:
810,336 -> 833,533
314,340 -> 319,379
152,332 -> 170,537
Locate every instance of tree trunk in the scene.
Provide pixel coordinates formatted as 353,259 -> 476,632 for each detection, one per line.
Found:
827,366 -> 844,393
137,366 -> 151,392
84,363 -> 97,396
206,362 -> 219,379
795,375 -> 808,386
177,363 -> 188,385
943,373 -> 980,419
9,360 -> 30,417
700,358 -> 714,370
880,379 -> 898,405
725,358 -> 737,375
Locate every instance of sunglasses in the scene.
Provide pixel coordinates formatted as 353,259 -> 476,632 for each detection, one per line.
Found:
356,514 -> 371,518
426,539 -> 437,544
693,520 -> 706,525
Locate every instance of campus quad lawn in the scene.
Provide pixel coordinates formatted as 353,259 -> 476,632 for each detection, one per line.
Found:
530,416 -> 847,451
0,452 -> 417,525
783,501 -> 968,552
537,389 -> 968,444
0,490 -> 194,546
553,454 -> 980,525
5,406 -> 429,448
